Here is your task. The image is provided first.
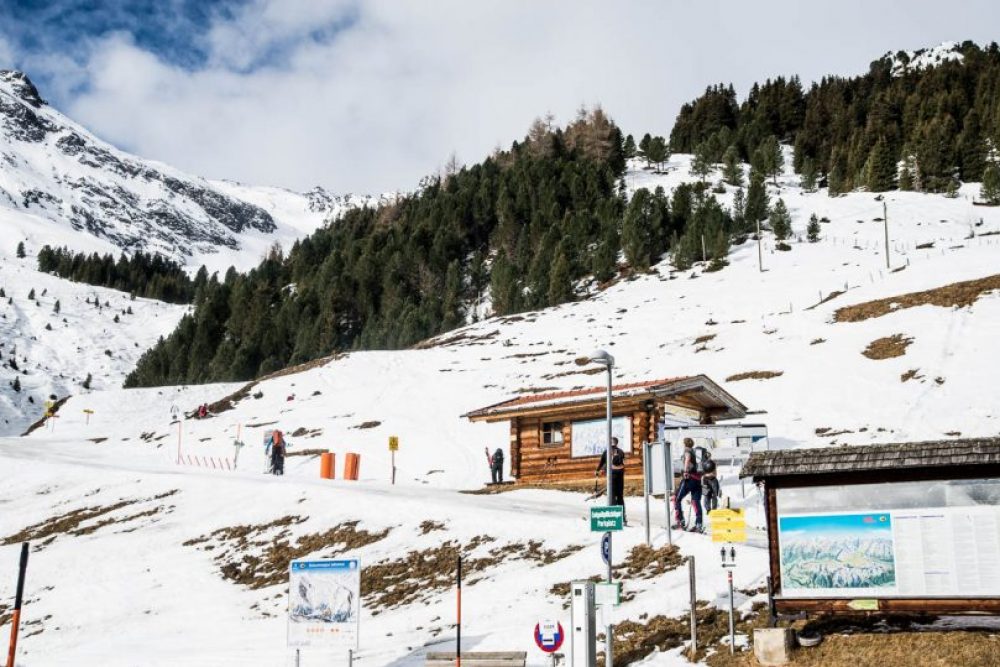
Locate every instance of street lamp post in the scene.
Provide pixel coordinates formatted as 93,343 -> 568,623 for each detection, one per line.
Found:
576,349 -> 615,667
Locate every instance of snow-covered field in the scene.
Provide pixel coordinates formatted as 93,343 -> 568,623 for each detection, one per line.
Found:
2,153 -> 1000,665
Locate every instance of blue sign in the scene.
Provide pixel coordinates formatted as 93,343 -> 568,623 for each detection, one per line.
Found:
601,532 -> 611,565
292,559 -> 358,571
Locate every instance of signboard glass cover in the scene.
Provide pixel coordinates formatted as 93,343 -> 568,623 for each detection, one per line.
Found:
571,416 -> 631,458
288,559 -> 360,648
776,479 -> 1000,599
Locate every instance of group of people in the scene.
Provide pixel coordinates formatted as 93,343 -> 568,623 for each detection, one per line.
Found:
673,437 -> 720,532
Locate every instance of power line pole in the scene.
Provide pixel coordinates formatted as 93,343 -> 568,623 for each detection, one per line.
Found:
756,218 -> 764,273
883,201 -> 890,270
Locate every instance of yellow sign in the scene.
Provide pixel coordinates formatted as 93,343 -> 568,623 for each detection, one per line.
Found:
709,508 -> 746,543
712,529 -> 747,543
847,599 -> 879,611
83,409 -> 94,414
388,436 -> 399,452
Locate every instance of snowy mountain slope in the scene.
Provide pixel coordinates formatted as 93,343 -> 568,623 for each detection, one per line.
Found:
2,155 -> 999,664
0,251 -> 186,435
0,70 -> 379,273
887,41 -> 964,76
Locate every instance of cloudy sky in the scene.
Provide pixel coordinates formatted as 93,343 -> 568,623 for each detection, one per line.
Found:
2,0 -> 998,193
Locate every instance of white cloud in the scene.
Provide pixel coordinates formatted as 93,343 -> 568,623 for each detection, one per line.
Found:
29,0 -> 1000,193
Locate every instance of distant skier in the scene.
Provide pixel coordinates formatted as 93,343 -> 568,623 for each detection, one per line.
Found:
270,429 -> 286,475
701,448 -> 720,516
674,438 -> 705,532
596,437 -> 627,526
488,447 -> 505,484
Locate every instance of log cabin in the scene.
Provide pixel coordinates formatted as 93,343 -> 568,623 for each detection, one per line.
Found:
464,375 -> 747,485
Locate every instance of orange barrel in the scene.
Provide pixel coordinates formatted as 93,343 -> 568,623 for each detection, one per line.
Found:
344,452 -> 360,481
320,452 -> 334,479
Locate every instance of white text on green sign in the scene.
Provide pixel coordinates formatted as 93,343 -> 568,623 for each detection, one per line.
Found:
591,506 -> 624,532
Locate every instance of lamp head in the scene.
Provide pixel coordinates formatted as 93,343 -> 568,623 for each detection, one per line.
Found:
575,349 -> 614,367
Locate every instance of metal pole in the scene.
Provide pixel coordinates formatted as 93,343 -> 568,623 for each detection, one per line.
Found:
687,556 -> 697,660
456,556 -> 462,667
176,418 -> 182,465
5,542 -> 29,667
883,201 -> 890,269
605,363 -> 613,667
643,442 -> 651,547
728,570 -> 735,654
391,450 -> 396,485
756,218 -> 763,272
664,440 -> 672,546
294,649 -> 299,667
349,648 -> 354,667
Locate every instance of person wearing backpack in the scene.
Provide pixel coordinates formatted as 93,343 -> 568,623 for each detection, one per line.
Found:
701,448 -> 720,516
270,429 -> 286,476
596,437 -> 628,526
490,447 -> 505,484
673,437 -> 704,531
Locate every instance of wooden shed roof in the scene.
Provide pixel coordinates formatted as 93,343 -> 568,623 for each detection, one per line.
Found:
741,437 -> 1000,479
464,374 -> 748,422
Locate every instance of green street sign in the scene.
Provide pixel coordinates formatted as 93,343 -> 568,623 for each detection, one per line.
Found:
590,506 -> 624,532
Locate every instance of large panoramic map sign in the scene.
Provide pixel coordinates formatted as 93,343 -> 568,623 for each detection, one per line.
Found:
778,507 -> 1000,598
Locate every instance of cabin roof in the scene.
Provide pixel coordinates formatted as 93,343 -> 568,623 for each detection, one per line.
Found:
463,374 -> 748,422
741,437 -> 1000,480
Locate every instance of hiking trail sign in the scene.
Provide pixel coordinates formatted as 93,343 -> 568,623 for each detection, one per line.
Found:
709,508 -> 747,543
590,506 -> 624,532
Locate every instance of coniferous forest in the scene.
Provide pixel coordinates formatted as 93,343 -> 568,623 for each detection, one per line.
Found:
37,246 -> 198,304
669,41 -> 1000,194
125,42 -> 1000,388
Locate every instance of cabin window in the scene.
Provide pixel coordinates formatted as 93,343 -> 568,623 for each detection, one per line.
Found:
541,421 -> 564,446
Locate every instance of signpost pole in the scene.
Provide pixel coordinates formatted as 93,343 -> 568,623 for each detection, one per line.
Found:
663,441 -> 672,546
349,648 -> 354,666
391,450 -> 396,485
456,556 -> 462,667
643,442 -> 651,546
687,556 -> 697,660
295,649 -> 300,667
5,542 -> 28,667
728,569 -> 735,654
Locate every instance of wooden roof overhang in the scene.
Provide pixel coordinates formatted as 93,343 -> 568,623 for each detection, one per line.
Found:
741,437 -> 1000,487
463,374 -> 748,423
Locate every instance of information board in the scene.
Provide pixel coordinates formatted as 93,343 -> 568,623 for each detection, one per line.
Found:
778,506 -> 1000,598
288,559 -> 360,648
571,416 -> 631,458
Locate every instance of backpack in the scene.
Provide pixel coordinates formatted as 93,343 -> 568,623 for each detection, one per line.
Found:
492,449 -> 504,466
693,446 -> 710,474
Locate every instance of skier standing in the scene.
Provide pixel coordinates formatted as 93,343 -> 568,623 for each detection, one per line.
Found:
596,437 -> 628,526
490,447 -> 505,484
674,438 -> 704,531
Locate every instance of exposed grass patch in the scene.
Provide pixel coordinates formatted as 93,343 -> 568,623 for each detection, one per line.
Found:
549,544 -> 682,608
901,369 -> 922,382
419,520 -> 446,535
726,370 -> 784,382
834,275 -> 1000,323
862,334 -> 913,360
285,448 -> 328,458
694,334 -> 717,345
186,516 -> 389,589
352,420 -> 381,429
2,490 -> 178,548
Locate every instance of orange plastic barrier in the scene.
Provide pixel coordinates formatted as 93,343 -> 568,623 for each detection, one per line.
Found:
320,452 -> 335,479
344,452 -> 360,481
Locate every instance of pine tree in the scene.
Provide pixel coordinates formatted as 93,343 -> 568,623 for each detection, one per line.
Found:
800,157 -> 817,191
731,188 -> 747,234
82,373 -> 92,390
761,136 -> 784,185
639,133 -> 652,167
865,137 -> 897,192
722,145 -> 743,187
0,287 -> 5,298
944,178 -> 959,198
547,246 -> 573,304
113,314 -> 120,323
12,376 -> 20,392
53,300 -> 60,314
16,242 -> 25,259
27,288 -> 35,301
644,136 -> 669,171
898,160 -> 914,191
690,141 -> 713,183
807,213 -> 820,242
745,171 -> 769,224
981,162 -> 1000,205
769,199 -> 792,241
623,134 -> 637,159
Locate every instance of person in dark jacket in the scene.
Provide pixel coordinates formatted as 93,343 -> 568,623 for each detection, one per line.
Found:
673,438 -> 703,531
490,448 -> 505,484
701,449 -> 720,515
596,437 -> 627,525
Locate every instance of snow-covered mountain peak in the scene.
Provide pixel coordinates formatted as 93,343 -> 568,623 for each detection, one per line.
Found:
0,69 -> 46,108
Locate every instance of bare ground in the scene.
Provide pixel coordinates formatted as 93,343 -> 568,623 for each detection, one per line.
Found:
834,274 -> 1000,323
862,334 -> 913,360
726,371 -> 784,382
